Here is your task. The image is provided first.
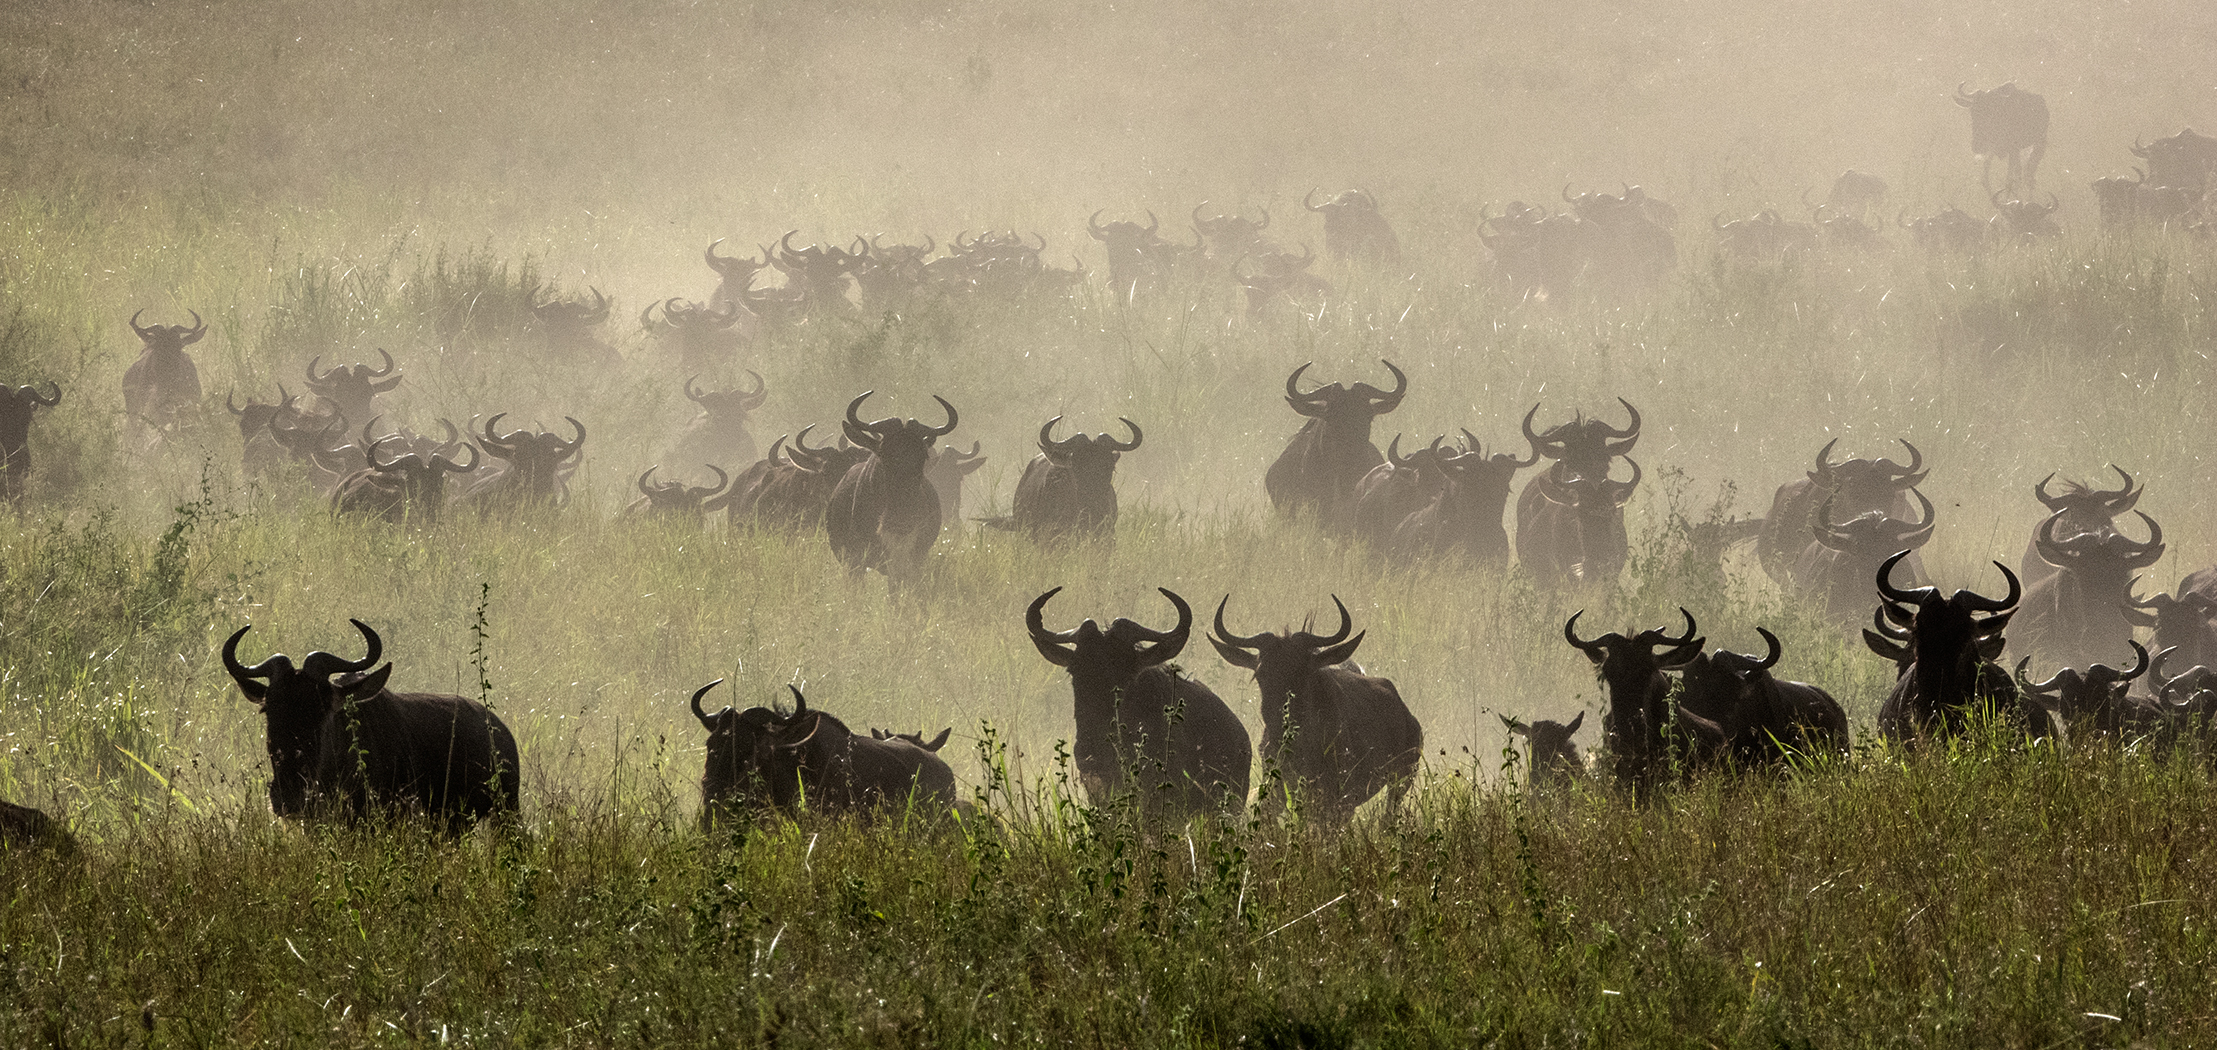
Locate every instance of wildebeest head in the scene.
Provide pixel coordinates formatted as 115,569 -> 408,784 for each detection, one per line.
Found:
1808,438 -> 1926,515
1192,201 -> 1273,259
2016,641 -> 2151,736
1810,490 -> 1937,562
2123,575 -> 2217,671
1826,169 -> 1889,220
1563,609 -> 1704,773
1501,712 -> 1586,787
1284,359 -> 1406,434
530,285 -> 610,333
685,371 -> 768,426
2033,509 -> 2165,580
341,430 -> 479,523
1988,189 -> 2062,240
1027,586 -> 1191,683
479,414 -> 586,497
691,679 -> 812,824
222,619 -> 388,817
129,309 -> 208,356
2033,466 -> 2140,539
1039,415 -> 1140,481
635,464 -> 732,520
842,391 -> 957,477
1207,595 -> 1365,729
1521,399 -> 1639,481
1530,460 -> 1643,581
1877,550 -> 2021,726
304,349 -> 402,425
704,240 -> 772,299
770,231 -> 866,306
2130,127 -> 2217,196
226,385 -> 297,443
0,382 -> 62,462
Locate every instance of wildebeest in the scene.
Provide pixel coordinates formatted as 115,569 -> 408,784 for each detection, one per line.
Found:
330,431 -> 479,525
1010,416 -> 1141,542
1392,434 -> 1535,564
1562,609 -> 1725,797
0,381 -> 61,501
1873,551 -> 2051,744
825,391 -> 956,578
729,427 -> 869,531
1027,587 -> 1252,814
223,619 -> 519,829
2131,127 -> 2217,199
1478,201 -> 1584,301
1806,192 -> 1888,251
2123,567 -> 2217,672
1676,628 -> 1851,767
1264,360 -> 1407,529
1233,247 -> 1331,319
1560,184 -> 1679,295
1350,435 -> 1455,551
1209,595 -> 1422,821
850,233 -> 938,311
0,799 -> 73,852
2016,642 -> 2158,745
643,298 -> 745,372
1500,713 -> 1588,791
1711,209 -> 1818,263
2088,169 -> 2198,231
1789,491 -> 1936,625
1087,210 -> 1189,297
924,441 -> 987,529
2017,467 -> 2141,588
670,372 -> 767,470
529,285 -> 621,369
1988,190 -> 2062,241
766,231 -> 864,318
1826,169 -> 1889,222
630,465 -> 732,522
690,679 -> 805,829
750,687 -> 961,817
703,239 -> 773,313
1515,400 -> 1643,588
1898,205 -> 1989,252
1303,188 -> 1402,265
1955,81 -> 2050,193
304,349 -> 403,428
1756,438 -> 1928,590
228,385 -> 302,479
1191,201 -> 1276,264
461,414 -> 585,518
2016,509 -> 2165,668
123,309 -> 207,436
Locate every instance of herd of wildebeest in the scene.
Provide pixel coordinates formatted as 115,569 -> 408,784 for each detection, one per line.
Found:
1,84 -> 2215,849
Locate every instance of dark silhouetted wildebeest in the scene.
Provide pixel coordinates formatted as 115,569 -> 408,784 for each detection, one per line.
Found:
0,799 -> 73,852
1264,360 -> 1407,529
1515,400 -> 1643,588
1988,189 -> 2062,241
767,231 -> 864,318
1391,434 -> 1535,564
1087,210 -> 1190,297
330,431 -> 478,525
2131,127 -> 2217,199
825,392 -> 956,578
0,381 -> 61,502
2017,467 -> 2140,588
2123,567 -> 2217,673
1501,713 -> 1588,791
1873,551 -> 2050,744
1209,595 -> 1421,821
1478,200 -> 1584,301
730,427 -> 870,532
1304,188 -> 1402,266
745,686 -> 960,818
2016,642 -> 2159,745
704,239 -> 773,314
462,414 -> 585,518
223,619 -> 518,829
304,349 -> 402,431
2017,509 -> 2164,668
529,285 -> 621,369
1676,628 -> 1850,767
1789,491 -> 1936,625
1955,81 -> 2049,194
1563,608 -> 1725,797
670,372 -> 767,472
1027,587 -> 1251,814
1756,437 -> 1928,589
1351,435 -> 1454,550
629,465 -> 732,522
1010,416 -> 1140,543
1233,246 -> 1331,319
123,309 -> 207,436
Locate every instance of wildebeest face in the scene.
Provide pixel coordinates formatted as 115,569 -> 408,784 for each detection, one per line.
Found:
1207,595 -> 1365,732
841,391 -> 957,477
1027,587 -> 1191,682
1039,416 -> 1141,480
129,309 -> 208,355
223,619 -> 385,817
1521,399 -> 1639,481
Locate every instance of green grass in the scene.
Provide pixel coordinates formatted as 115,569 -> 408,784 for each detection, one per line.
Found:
5,0 -> 2217,1043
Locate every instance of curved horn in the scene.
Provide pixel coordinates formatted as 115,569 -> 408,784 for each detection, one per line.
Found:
1312,595 -> 1354,647
1026,588 -> 1078,666
299,619 -> 382,679
1133,588 -> 1194,664
431,442 -> 479,473
370,348 -> 395,376
182,310 -> 205,342
684,375 -> 708,405
221,624 -> 286,686
1283,362 -> 1320,404
305,355 -> 328,383
845,391 -> 874,431
30,380 -> 59,407
559,417 -> 587,453
1889,439 -> 1925,486
690,679 -> 725,728
1385,434 -> 1410,469
1811,437 -> 1841,485
1105,418 -> 1142,453
129,309 -> 153,339
2120,511 -> 2166,567
925,395 -> 958,438
2118,640 -> 2152,683
1369,360 -> 1407,408
2032,472 -> 2064,510
1037,415 -> 1069,454
1749,627 -> 1782,671
2100,465 -> 2141,511
2017,657 -> 2065,694
1303,188 -> 1323,212
226,390 -> 243,416
1959,563 -> 2022,614
739,369 -> 768,409
1212,594 -> 1273,650
1087,210 -> 1107,239
1563,611 -> 1604,655
637,466 -> 661,496
1641,608 -> 1699,648
1875,549 -> 1933,605
1600,398 -> 1640,442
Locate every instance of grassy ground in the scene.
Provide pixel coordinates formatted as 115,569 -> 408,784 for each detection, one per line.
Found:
5,0 -> 2217,1044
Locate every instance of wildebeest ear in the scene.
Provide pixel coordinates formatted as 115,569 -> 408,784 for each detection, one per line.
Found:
1564,710 -> 1585,734
1207,633 -> 1260,670
925,727 -> 951,751
1316,631 -> 1365,667
1498,714 -> 1529,737
341,664 -> 394,700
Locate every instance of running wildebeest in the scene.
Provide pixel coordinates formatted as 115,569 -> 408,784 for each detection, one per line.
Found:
825,391 -> 957,578
1027,587 -> 1251,814
1191,201 -> 1276,264
1676,628 -> 1851,766
1009,416 -> 1141,543
2017,468 -> 2141,588
629,465 -> 732,522
1303,188 -> 1402,265
1955,81 -> 2050,194
2131,127 -> 2217,199
1756,438 -> 1929,590
2123,568 -> 2217,673
1563,609 -> 1726,798
1209,595 -> 1422,821
0,381 -> 61,501
123,309 -> 207,436
1264,360 -> 1407,530
2016,509 -> 2165,668
223,619 -> 519,829
1386,432 -> 1533,563
529,285 -> 622,369
1790,491 -> 1937,625
1087,210 -> 1189,297
1515,400 -> 1642,588
1873,551 -> 2051,744
304,350 -> 403,428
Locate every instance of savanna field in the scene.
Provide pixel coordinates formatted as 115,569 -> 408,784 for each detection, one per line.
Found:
3,0 -> 2217,1044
